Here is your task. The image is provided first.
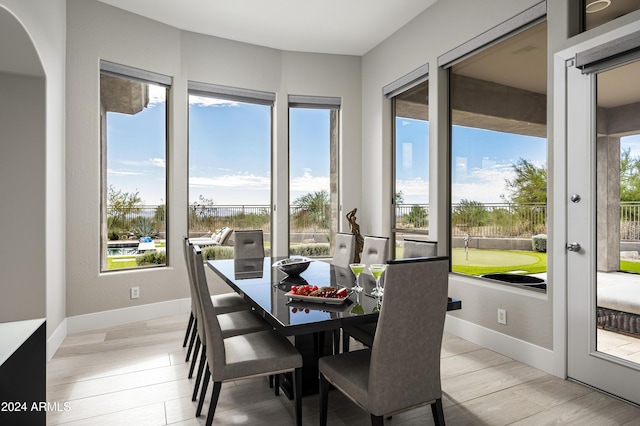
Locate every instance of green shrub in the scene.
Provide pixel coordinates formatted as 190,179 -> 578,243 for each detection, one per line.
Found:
291,243 -> 330,257
136,250 -> 166,266
532,234 -> 547,252
201,246 -> 235,260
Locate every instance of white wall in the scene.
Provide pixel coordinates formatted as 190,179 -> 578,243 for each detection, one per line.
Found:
0,0 -> 66,352
65,0 -> 362,316
0,73 -> 45,322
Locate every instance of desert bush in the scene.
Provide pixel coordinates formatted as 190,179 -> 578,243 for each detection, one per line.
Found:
532,234 -> 547,252
136,250 -> 166,266
291,243 -> 330,257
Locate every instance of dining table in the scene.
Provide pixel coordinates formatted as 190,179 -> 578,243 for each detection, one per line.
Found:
207,256 -> 462,396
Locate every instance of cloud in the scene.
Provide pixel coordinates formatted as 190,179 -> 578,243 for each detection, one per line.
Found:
188,95 -> 239,107
452,166 -> 514,203
290,169 -> 329,193
396,178 -> 429,204
189,173 -> 270,190
148,157 -> 165,168
401,120 -> 411,126
147,84 -> 167,107
107,169 -> 144,176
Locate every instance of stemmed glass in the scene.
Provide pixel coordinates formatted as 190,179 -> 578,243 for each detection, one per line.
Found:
369,264 -> 386,297
349,263 -> 365,292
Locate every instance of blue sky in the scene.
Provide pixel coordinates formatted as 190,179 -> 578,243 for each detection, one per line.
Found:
396,118 -> 547,204
108,86 -> 640,206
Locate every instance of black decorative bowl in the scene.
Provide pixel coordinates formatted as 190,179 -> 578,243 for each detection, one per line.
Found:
272,257 -> 311,276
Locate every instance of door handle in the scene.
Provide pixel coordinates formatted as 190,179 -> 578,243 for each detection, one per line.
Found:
567,242 -> 581,252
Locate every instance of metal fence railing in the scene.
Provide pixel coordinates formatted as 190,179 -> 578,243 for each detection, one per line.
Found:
107,202 -> 640,241
396,202 -> 548,238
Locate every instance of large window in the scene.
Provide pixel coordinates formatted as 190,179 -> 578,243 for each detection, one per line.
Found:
288,95 -> 340,257
448,21 -> 548,286
188,83 -> 274,255
100,62 -> 170,271
391,79 -> 429,258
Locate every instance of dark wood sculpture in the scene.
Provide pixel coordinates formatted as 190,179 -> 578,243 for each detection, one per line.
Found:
346,208 -> 364,263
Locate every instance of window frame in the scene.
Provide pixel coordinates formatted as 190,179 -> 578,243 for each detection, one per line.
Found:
99,60 -> 172,272
287,94 -> 341,256
186,81 -> 276,247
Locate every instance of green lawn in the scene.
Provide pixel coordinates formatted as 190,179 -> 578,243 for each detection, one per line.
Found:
396,246 -> 547,276
620,260 -> 640,274
107,256 -> 137,269
452,248 -> 547,276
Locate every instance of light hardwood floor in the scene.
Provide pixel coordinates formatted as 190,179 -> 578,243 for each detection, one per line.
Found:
47,314 -> 640,425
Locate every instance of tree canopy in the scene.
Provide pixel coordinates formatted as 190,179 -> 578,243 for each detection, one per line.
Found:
620,147 -> 640,202
503,159 -> 547,204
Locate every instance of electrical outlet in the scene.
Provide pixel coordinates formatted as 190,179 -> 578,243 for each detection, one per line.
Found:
497,308 -> 507,325
130,286 -> 140,299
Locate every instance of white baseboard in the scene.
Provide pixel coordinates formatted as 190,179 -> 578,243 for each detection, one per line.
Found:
445,315 -> 557,376
46,299 -> 192,360
66,298 -> 192,335
47,317 -> 67,362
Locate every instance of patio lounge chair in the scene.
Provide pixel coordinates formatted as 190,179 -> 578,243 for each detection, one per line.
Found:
189,227 -> 233,247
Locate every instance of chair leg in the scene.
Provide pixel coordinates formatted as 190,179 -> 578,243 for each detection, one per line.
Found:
205,381 -> 222,426
182,311 -> 194,347
370,414 -> 384,426
185,319 -> 197,361
319,373 -> 330,426
196,365 -> 211,417
192,345 -> 207,401
188,336 -> 201,378
274,373 -> 280,396
294,368 -> 302,426
431,398 -> 445,426
342,330 -> 350,353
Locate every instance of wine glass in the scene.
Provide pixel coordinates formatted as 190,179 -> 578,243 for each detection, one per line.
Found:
369,264 -> 386,297
349,263 -> 365,292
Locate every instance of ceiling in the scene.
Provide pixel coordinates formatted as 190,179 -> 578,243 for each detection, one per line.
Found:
96,0 -> 437,56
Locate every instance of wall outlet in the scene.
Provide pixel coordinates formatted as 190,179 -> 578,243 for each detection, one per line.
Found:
130,286 -> 140,299
497,308 -> 507,325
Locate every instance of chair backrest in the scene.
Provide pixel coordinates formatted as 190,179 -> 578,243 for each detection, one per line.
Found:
332,232 -> 355,268
234,230 -> 265,259
368,256 -> 449,414
403,239 -> 437,258
185,240 -> 209,345
218,227 -> 233,245
360,236 -> 389,267
183,237 -> 199,319
193,246 -> 226,381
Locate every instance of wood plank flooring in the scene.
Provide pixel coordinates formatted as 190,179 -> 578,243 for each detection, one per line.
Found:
47,314 -> 640,425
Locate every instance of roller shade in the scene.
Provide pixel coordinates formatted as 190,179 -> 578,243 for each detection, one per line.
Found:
575,30 -> 640,74
383,63 -> 429,98
188,81 -> 275,106
438,1 -> 546,69
288,95 -> 341,109
100,60 -> 172,86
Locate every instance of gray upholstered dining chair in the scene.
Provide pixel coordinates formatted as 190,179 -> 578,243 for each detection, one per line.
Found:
341,239 -> 438,352
360,235 -> 389,268
192,246 -> 303,426
402,239 -> 437,258
332,232 -> 355,268
340,235 -> 388,352
182,237 -> 248,359
320,257 -> 449,426
185,241 -> 270,404
233,229 -> 265,259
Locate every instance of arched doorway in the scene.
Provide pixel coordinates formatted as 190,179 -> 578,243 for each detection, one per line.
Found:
0,7 -> 47,322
